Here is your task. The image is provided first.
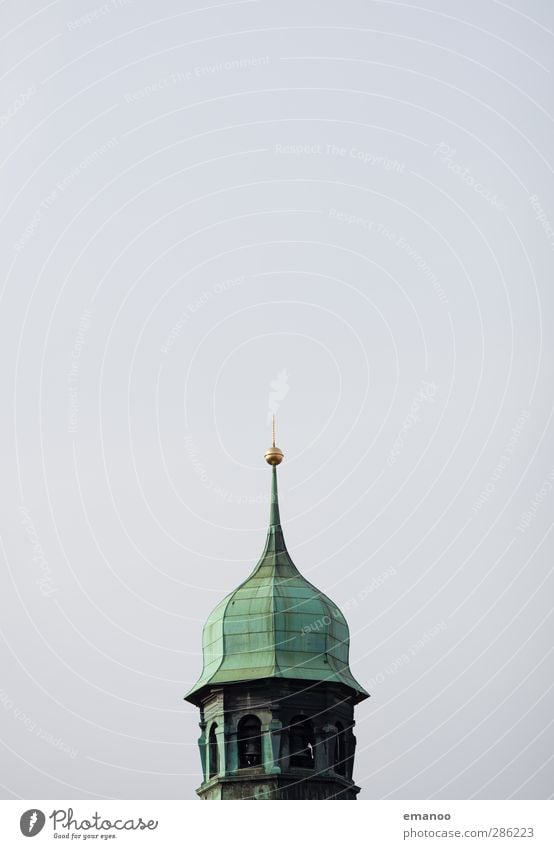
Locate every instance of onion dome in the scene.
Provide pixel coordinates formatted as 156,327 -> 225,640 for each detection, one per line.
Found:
185,427 -> 368,706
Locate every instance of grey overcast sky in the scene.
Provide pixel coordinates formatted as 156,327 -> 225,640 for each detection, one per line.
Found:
0,0 -> 553,801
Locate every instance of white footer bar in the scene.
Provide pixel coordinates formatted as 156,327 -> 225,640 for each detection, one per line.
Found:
2,800 -> 553,848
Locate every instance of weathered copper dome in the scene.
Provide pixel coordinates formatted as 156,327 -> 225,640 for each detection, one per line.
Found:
185,452 -> 368,706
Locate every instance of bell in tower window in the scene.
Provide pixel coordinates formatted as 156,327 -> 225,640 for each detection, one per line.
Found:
237,715 -> 262,768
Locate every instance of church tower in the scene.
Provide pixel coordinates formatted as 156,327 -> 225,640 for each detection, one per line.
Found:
184,428 -> 368,799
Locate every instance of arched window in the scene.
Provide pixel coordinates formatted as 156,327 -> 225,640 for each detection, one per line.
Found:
208,723 -> 219,778
334,721 -> 346,775
289,715 -> 315,768
237,714 -> 262,768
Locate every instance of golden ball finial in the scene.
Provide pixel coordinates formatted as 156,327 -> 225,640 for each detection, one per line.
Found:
265,415 -> 283,464
265,445 -> 284,465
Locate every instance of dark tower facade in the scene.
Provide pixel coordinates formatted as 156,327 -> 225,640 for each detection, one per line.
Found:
185,434 -> 368,799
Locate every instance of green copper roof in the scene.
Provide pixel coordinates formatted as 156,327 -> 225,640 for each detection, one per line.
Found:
185,464 -> 368,705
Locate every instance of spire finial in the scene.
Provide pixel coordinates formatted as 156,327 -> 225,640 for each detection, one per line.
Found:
264,418 -> 283,527
264,416 -> 283,466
